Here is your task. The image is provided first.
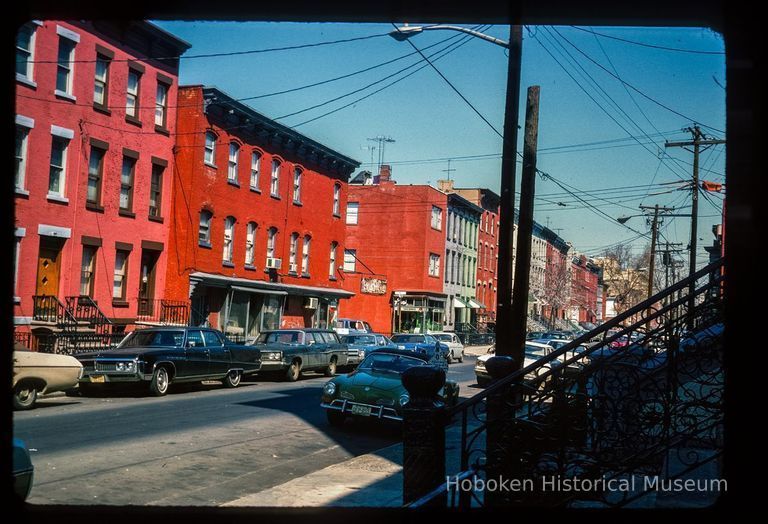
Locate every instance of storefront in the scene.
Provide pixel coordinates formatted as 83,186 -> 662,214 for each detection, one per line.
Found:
391,292 -> 446,334
188,272 -> 352,341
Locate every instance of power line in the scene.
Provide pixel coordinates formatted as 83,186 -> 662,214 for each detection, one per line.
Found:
569,26 -> 725,55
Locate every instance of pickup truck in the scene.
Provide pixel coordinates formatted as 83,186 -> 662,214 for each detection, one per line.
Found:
75,327 -> 261,396
251,328 -> 349,381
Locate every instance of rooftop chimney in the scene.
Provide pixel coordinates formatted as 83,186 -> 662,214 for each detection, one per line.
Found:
378,164 -> 392,182
437,179 -> 455,192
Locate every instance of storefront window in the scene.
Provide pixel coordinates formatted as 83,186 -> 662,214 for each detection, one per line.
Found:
262,295 -> 282,331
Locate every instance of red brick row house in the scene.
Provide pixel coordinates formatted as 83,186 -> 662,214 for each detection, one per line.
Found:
166,86 -> 360,339
14,20 -> 190,338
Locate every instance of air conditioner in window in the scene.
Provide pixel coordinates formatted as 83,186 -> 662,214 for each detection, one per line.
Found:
289,263 -> 299,273
304,297 -> 319,309
266,258 -> 282,269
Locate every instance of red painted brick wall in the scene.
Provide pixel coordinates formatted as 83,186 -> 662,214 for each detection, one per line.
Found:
14,21 -> 182,323
165,86 -> 349,302
339,181 -> 447,334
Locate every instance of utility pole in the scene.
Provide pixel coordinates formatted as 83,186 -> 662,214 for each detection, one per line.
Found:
442,159 -> 456,181
665,125 -> 725,328
639,204 -> 674,332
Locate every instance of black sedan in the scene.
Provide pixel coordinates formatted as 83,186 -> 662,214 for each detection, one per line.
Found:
75,327 -> 261,396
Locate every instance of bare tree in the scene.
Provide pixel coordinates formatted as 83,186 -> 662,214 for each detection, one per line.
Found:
541,251 -> 572,329
596,244 -> 650,316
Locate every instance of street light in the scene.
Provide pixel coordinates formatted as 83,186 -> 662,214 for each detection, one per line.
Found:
389,25 -> 510,48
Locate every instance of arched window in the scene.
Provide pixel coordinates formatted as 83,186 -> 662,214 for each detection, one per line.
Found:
333,183 -> 341,216
329,241 -> 338,279
289,233 -> 299,273
292,166 -> 302,203
270,159 -> 281,196
199,210 -> 213,245
223,216 -> 235,262
204,132 -> 217,166
228,142 -> 239,183
245,222 -> 257,266
302,235 -> 311,276
266,227 -> 278,262
250,151 -> 261,190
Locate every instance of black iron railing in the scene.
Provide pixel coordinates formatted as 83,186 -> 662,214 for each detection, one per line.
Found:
137,299 -> 190,325
65,295 -> 113,334
14,330 -> 126,355
407,258 -> 725,508
32,295 -> 78,331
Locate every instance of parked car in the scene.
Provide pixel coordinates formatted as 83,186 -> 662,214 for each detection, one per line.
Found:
251,328 -> 349,381
12,347 -> 83,410
474,341 -> 559,387
320,349 -> 460,425
75,327 -> 261,396
13,438 -> 34,501
339,333 -> 398,368
333,318 -> 373,336
428,331 -> 465,363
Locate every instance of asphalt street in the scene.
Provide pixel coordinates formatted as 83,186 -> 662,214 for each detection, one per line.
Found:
13,356 -> 481,506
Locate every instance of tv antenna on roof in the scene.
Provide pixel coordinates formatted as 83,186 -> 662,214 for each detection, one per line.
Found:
367,135 -> 395,173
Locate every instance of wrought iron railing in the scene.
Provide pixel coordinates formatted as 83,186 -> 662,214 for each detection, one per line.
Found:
65,295 -> 113,334
32,295 -> 78,331
13,330 -> 127,355
136,299 -> 190,325
407,258 -> 725,508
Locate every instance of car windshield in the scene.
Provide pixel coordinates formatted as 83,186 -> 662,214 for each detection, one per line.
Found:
390,335 -> 425,343
341,335 -> 376,345
257,331 -> 305,345
358,353 -> 427,373
524,344 -> 551,359
118,330 -> 184,348
435,334 -> 453,342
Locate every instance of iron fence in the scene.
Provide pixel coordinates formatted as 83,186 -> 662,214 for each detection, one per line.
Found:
136,299 -> 190,325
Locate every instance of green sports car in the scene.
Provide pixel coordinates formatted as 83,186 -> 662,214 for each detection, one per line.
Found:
320,348 -> 460,425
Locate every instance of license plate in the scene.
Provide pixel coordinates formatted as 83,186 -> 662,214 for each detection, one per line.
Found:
90,375 -> 106,383
351,405 -> 372,416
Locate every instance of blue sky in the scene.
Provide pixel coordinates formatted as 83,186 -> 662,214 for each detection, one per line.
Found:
152,21 -> 726,266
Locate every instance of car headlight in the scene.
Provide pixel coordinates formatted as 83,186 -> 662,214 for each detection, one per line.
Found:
115,361 -> 135,372
359,350 -> 365,359
399,393 -> 410,406
263,351 -> 282,360
324,382 -> 337,396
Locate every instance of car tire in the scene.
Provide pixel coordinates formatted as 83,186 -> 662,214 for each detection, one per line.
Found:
223,370 -> 241,388
13,384 -> 37,410
324,357 -> 337,377
458,351 -> 464,363
446,351 -> 454,365
326,410 -> 345,427
285,360 -> 301,382
149,366 -> 170,396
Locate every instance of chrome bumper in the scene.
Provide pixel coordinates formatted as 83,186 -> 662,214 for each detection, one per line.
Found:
321,399 -> 402,422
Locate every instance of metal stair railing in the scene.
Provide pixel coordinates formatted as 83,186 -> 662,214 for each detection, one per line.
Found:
65,295 -> 113,335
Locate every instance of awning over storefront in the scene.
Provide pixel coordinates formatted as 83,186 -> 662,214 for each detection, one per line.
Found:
467,298 -> 484,309
190,272 -> 355,298
452,297 -> 468,308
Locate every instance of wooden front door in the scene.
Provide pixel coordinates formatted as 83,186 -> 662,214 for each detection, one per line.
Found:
36,238 -> 63,296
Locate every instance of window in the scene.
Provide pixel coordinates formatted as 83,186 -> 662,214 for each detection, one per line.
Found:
270,159 -> 280,196
113,250 -> 129,299
444,249 -> 450,283
14,233 -> 23,299
80,246 -> 97,297
16,23 -> 36,82
429,253 -> 440,277
126,69 -> 141,119
15,125 -> 30,191
346,202 -> 359,225
155,82 -> 169,128
93,54 -> 110,108
343,249 -> 356,272
292,167 -> 302,203
149,163 -> 164,218
204,132 -> 217,166
223,216 -> 235,263
250,151 -> 261,190
329,242 -> 338,279
289,233 -> 299,273
87,146 -> 106,205
120,156 -> 136,212
302,235 -> 311,276
199,210 -> 213,246
333,184 -> 341,216
266,227 -> 278,262
49,136 -> 69,197
56,35 -> 76,97
431,206 -> 442,230
245,222 -> 256,266
227,142 -> 240,184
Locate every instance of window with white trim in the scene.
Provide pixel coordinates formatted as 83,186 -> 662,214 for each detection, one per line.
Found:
149,163 -> 164,218
428,253 -> 440,277
329,242 -> 338,279
80,246 -> 97,297
431,205 -> 442,230
228,143 -> 239,183
270,159 -> 280,196
48,136 -> 69,197
93,54 -> 110,107
113,250 -> 129,299
204,132 -> 216,166
250,151 -> 261,190
155,82 -> 169,128
346,202 -> 359,225
119,156 -> 136,212
302,235 -> 311,276
223,216 -> 235,263
289,233 -> 299,273
333,184 -> 341,216
56,35 -> 76,96
245,222 -> 257,266
292,167 -> 302,203
87,146 -> 106,205
126,69 -> 141,119
266,227 -> 278,262
199,210 -> 212,245
343,249 -> 356,272
15,125 -> 30,191
16,23 -> 36,82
